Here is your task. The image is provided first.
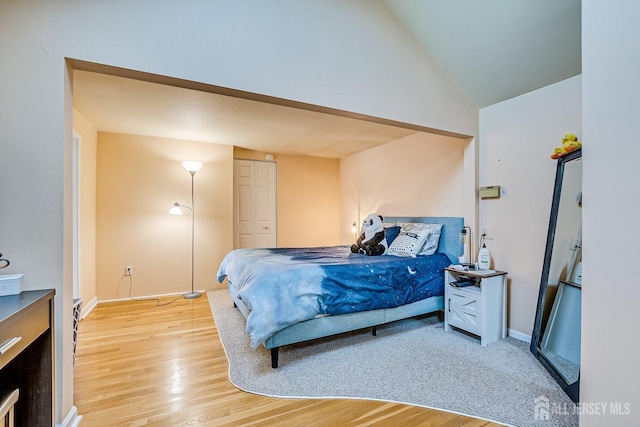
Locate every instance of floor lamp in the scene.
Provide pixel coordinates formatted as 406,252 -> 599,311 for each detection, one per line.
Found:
169,161 -> 203,299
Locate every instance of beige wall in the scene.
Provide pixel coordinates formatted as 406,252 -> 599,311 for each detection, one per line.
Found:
234,148 -> 341,247
479,76 -> 582,336
340,132 -> 468,244
96,133 -> 233,300
277,153 -> 341,246
72,109 -> 98,311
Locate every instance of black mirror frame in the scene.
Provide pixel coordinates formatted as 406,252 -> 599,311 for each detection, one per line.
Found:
530,148 -> 581,403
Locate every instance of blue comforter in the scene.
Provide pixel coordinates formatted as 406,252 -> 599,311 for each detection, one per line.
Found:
217,245 -> 449,348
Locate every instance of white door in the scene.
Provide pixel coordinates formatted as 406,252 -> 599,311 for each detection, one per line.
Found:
234,159 -> 277,249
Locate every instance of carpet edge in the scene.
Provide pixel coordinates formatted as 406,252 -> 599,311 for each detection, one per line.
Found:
205,289 -> 516,427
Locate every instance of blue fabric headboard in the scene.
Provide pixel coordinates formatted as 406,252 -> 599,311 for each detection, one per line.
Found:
385,216 -> 464,263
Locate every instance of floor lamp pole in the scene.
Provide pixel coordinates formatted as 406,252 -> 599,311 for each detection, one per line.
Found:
184,170 -> 201,299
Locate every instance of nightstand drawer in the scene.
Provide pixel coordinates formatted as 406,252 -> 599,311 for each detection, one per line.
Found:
448,287 -> 482,334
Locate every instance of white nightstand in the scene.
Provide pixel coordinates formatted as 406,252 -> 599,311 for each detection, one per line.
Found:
444,268 -> 508,346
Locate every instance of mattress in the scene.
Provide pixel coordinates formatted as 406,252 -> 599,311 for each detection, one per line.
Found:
217,245 -> 450,348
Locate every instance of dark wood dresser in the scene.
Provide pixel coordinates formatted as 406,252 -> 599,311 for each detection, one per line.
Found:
0,289 -> 55,426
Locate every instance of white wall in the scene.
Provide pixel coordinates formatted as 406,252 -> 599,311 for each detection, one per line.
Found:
479,76 -> 582,335
45,0 -> 478,137
581,1 -> 640,424
0,1 -> 477,423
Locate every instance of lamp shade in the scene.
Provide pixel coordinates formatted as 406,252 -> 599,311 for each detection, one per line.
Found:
169,202 -> 183,215
182,161 -> 203,173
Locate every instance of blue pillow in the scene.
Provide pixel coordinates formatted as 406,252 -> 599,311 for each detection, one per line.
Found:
384,226 -> 401,245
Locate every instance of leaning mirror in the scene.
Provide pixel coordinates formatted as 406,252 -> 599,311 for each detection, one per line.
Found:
530,149 -> 582,403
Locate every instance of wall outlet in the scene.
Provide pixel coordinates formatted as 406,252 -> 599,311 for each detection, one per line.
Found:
125,266 -> 133,276
481,227 -> 494,239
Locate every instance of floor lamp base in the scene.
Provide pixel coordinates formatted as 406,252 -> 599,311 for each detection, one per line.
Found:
183,291 -> 202,299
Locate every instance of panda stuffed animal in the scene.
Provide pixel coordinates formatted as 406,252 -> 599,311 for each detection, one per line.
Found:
351,213 -> 388,256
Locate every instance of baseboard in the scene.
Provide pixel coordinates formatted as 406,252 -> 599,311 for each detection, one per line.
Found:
87,292 -> 197,314
508,328 -> 531,343
80,296 -> 98,320
57,405 -> 83,427
98,291 -> 202,304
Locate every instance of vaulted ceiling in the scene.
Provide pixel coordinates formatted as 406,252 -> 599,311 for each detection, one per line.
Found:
73,1 -> 581,158
385,0 -> 581,108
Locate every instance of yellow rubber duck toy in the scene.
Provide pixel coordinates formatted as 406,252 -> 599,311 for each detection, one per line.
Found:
551,133 -> 582,159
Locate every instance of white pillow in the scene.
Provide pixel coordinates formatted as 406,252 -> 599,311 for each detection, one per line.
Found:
417,224 -> 443,256
397,222 -> 433,231
397,223 -> 443,256
387,229 -> 430,257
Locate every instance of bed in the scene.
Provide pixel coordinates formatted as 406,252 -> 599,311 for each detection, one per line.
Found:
217,216 -> 464,367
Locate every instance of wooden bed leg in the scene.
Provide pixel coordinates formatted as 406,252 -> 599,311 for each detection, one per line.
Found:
372,326 -> 377,336
271,347 -> 279,369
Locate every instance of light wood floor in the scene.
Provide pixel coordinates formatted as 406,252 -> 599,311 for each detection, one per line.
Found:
74,293 -> 503,426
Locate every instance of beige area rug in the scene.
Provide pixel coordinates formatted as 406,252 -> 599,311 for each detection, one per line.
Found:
207,289 -> 578,427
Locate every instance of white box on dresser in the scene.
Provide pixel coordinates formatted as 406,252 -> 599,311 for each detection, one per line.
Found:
444,268 -> 507,346
0,274 -> 23,297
